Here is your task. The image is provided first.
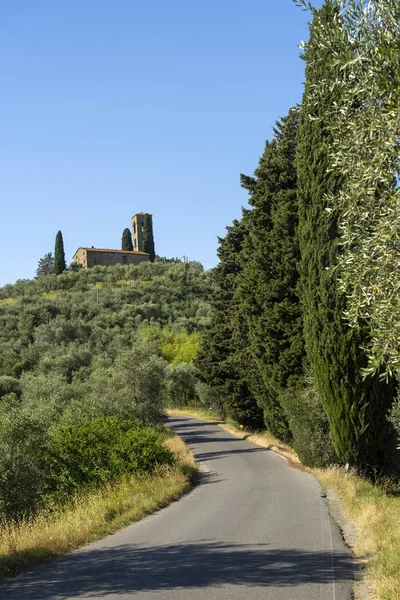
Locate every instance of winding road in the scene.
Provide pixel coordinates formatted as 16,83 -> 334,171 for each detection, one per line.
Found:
0,415 -> 354,599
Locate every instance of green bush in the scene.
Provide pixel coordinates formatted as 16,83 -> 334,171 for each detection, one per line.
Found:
42,417 -> 173,503
280,378 -> 338,468
0,376 -> 21,399
0,396 -> 50,521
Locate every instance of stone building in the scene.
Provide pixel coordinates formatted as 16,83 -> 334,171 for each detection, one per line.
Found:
132,213 -> 145,252
72,212 -> 153,269
131,212 -> 153,252
72,247 -> 150,269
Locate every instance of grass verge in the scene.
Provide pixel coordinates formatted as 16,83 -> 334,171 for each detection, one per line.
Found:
169,407 -> 400,600
314,467 -> 400,600
167,406 -> 223,423
0,298 -> 17,305
0,432 -> 196,582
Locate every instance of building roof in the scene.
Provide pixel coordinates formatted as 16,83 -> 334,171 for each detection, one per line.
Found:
73,247 -> 149,256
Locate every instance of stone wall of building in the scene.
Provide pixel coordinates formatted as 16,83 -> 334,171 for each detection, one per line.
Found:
73,248 -> 150,269
131,213 -> 148,252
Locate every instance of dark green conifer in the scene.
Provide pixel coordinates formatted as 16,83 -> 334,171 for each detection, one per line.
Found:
121,228 -> 133,251
195,219 -> 264,430
143,215 -> 155,262
238,109 -> 303,443
36,252 -> 54,277
297,1 -> 395,469
54,231 -> 66,275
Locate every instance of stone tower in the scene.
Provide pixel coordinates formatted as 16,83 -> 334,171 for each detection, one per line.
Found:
131,212 -> 150,252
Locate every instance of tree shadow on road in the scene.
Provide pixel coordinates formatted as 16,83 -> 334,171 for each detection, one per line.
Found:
195,448 -> 267,462
0,540 -> 354,599
168,418 -> 222,428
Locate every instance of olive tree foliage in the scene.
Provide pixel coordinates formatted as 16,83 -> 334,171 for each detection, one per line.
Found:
0,393 -> 51,519
36,252 -> 54,278
295,0 -> 400,379
60,345 -> 168,426
166,362 -> 196,408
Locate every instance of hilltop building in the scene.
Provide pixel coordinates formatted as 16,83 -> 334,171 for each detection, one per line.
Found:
72,247 -> 149,268
132,212 -> 155,260
72,212 -> 153,269
132,213 -> 145,252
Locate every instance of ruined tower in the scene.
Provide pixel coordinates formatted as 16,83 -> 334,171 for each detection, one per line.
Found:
131,213 -> 154,261
131,212 -> 146,252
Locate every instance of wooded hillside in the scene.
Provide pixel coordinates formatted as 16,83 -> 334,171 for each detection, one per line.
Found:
0,261 -> 211,521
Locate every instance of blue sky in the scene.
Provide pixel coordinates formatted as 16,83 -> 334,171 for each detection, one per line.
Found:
0,0 -> 320,286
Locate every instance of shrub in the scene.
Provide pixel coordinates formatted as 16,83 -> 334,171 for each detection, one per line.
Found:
280,378 -> 338,468
66,345 -> 168,425
195,380 -> 220,410
42,417 -> 173,504
166,362 -> 196,408
0,376 -> 21,399
0,396 -> 50,521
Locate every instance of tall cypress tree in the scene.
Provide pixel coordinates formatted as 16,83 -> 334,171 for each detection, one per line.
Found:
54,231 -> 66,275
238,109 -> 303,443
297,1 -> 395,470
195,219 -> 264,430
121,228 -> 133,251
143,214 -> 155,262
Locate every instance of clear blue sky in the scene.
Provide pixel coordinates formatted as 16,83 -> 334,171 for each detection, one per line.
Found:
0,0 -> 321,286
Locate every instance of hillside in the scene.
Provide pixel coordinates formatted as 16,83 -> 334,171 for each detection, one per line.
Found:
0,261 -> 211,521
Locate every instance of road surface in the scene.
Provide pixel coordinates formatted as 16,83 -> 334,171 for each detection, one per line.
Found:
0,415 -> 354,599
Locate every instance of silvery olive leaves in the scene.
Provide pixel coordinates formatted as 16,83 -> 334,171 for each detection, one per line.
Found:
296,0 -> 400,379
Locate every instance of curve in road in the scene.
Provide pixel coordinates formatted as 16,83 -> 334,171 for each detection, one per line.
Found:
0,415 -> 354,599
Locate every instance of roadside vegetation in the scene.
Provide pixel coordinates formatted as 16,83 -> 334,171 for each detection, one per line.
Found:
316,468 -> 400,600
0,433 -> 196,581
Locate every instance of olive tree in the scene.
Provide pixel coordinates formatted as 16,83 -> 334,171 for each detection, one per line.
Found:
295,0 -> 400,379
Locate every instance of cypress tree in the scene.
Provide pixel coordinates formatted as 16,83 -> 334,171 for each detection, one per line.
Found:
54,231 -> 66,275
195,219 -> 264,430
238,109 -> 303,443
121,228 -> 133,251
297,1 -> 395,470
143,214 -> 155,262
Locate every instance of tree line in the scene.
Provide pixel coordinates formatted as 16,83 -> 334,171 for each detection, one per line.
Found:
196,0 -> 400,478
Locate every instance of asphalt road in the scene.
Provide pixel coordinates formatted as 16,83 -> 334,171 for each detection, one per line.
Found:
0,415 -> 354,599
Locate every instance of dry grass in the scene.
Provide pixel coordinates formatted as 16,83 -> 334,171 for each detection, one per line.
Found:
170,407 -> 400,600
0,298 -> 17,305
0,433 -> 195,582
41,291 -> 62,299
218,423 -> 302,468
86,282 -> 105,289
167,406 -> 223,422
86,280 -> 152,289
314,467 -> 400,600
164,432 -> 196,472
